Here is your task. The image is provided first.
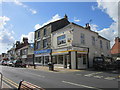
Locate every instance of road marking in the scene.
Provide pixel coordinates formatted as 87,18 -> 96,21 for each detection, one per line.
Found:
3,77 -> 19,88
93,76 -> 103,79
25,72 -> 45,78
84,72 -> 103,77
104,77 -> 116,80
62,81 -> 102,90
2,81 -> 12,88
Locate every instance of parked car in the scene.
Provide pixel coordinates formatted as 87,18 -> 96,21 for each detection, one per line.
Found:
2,61 -> 7,66
7,60 -> 13,66
114,57 -> 120,69
12,60 -> 26,68
93,57 -> 115,70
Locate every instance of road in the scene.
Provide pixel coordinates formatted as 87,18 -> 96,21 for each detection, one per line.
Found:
0,65 -> 119,90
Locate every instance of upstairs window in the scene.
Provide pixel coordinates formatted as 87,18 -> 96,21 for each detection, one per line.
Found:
37,41 -> 40,49
92,36 -> 95,45
100,40 -> 103,48
43,39 -> 47,48
81,33 -> 85,44
44,28 -> 47,36
38,31 -> 40,38
106,42 -> 109,50
57,35 -> 66,45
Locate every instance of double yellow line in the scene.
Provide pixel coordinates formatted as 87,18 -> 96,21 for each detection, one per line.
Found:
3,76 -> 19,88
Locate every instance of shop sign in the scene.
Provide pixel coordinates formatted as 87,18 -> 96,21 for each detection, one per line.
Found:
34,49 -> 51,54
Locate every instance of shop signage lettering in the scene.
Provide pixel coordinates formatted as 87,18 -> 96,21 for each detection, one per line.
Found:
34,49 -> 51,54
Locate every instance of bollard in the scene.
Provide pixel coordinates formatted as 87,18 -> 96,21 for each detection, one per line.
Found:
0,72 -> 3,89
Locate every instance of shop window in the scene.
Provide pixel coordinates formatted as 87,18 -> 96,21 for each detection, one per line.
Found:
52,56 -> 57,64
83,55 -> 86,64
57,35 -> 66,45
44,56 -> 49,64
58,55 -> 63,64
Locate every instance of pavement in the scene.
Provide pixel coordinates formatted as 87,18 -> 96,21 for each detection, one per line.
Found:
27,65 -> 83,73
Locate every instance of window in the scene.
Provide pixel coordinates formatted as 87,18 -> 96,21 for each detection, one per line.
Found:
43,39 -> 47,48
57,35 -> 66,45
100,40 -> 102,48
38,31 -> 40,38
92,36 -> 95,45
83,55 -> 86,64
36,41 -> 40,49
81,33 -> 85,44
106,42 -> 109,49
43,28 -> 47,36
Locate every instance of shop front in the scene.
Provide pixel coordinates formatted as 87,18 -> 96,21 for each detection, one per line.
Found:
27,54 -> 34,65
52,47 -> 88,69
34,49 -> 52,66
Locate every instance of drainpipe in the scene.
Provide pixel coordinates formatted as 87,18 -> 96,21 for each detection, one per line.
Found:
87,48 -> 89,68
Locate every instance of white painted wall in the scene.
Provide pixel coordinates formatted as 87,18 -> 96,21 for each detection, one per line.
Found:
51,23 -> 111,67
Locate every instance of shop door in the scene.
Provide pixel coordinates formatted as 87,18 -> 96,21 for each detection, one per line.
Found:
77,54 -> 87,69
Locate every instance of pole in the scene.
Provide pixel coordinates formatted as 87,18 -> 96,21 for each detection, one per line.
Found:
0,72 -> 3,89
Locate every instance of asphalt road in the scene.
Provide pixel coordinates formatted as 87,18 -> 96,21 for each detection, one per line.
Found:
0,65 -> 119,90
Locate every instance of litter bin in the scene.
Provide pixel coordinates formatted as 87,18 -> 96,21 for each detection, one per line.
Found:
48,62 -> 54,71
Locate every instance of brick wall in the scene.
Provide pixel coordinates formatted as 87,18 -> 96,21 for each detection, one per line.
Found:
111,37 -> 120,54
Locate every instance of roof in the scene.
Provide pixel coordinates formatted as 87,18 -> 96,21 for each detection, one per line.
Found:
35,17 -> 70,32
98,35 -> 110,41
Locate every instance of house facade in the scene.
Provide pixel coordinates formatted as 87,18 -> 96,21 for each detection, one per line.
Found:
51,22 -> 110,69
34,15 -> 70,65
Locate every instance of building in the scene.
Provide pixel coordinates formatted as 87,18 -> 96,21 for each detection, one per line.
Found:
34,15 -> 70,65
51,22 -> 110,69
7,47 -> 16,61
34,15 -> 110,69
111,37 -> 120,57
15,38 -> 34,64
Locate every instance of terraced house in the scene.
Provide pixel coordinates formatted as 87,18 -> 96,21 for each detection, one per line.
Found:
34,15 -> 110,69
34,15 -> 70,65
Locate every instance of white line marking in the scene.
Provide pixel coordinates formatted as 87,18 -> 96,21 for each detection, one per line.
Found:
26,73 -> 45,78
104,77 -> 115,80
93,76 -> 103,79
62,81 -> 102,90
84,72 -> 103,77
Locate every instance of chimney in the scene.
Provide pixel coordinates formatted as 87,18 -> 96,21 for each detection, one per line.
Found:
64,14 -> 68,20
115,37 -> 120,42
16,41 -> 20,47
85,23 -> 91,30
23,37 -> 28,44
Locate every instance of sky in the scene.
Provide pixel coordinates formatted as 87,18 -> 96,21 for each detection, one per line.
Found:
0,0 -> 119,54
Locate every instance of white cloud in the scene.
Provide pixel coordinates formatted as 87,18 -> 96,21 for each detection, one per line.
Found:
13,0 -> 37,14
0,16 -> 15,54
34,24 -> 41,30
74,17 -> 80,22
29,9 -> 37,14
20,32 -> 34,43
90,24 -> 99,32
34,14 -> 61,30
94,0 -> 119,47
0,16 -> 10,29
